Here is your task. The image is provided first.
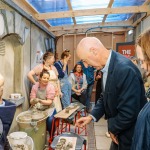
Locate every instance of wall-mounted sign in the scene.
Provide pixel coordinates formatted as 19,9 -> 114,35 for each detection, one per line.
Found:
116,42 -> 135,58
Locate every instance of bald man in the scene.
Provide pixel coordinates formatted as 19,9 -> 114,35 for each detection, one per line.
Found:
75,37 -> 147,150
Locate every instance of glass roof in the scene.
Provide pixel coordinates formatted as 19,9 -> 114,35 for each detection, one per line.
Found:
28,0 -> 69,13
76,15 -> 104,24
71,0 -> 110,10
27,0 -> 146,26
112,0 -> 145,7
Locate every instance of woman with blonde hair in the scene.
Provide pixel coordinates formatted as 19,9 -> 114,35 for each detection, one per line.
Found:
131,28 -> 150,150
28,52 -> 62,112
136,29 -> 150,63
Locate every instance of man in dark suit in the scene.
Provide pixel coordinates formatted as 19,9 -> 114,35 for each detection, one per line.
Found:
75,37 -> 147,150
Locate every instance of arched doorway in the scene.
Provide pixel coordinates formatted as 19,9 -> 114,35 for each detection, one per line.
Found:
0,34 -> 22,99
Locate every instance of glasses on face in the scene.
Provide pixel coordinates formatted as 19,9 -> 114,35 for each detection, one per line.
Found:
138,59 -> 149,65
138,59 -> 150,71
138,60 -> 144,65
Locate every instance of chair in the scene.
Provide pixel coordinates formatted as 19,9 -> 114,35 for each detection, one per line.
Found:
50,132 -> 86,150
49,110 -> 75,145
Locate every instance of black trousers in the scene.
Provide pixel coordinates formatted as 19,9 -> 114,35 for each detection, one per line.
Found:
110,142 -> 118,150
71,90 -> 86,105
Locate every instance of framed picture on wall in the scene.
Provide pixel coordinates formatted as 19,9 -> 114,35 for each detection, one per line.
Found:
116,42 -> 135,58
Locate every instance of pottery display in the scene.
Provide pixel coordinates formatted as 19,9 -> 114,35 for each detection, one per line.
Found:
10,93 -> 21,99
16,110 -> 48,150
8,132 -> 27,146
7,133 -> 34,150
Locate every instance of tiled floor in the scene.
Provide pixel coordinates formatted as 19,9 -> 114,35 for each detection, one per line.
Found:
89,102 -> 111,150
94,118 -> 111,150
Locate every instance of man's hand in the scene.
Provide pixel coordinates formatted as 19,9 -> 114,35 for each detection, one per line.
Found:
75,116 -> 93,128
109,132 -> 118,145
95,75 -> 101,80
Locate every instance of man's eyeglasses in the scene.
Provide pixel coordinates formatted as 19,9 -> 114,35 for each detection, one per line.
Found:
138,60 -> 144,65
138,59 -> 149,65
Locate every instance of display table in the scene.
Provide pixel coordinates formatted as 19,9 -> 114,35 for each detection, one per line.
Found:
49,102 -> 87,146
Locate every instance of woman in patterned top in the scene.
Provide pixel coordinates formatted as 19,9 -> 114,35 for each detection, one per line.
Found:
69,63 -> 87,105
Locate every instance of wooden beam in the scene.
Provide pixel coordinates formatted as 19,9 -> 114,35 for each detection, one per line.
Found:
23,0 -> 51,28
66,0 -> 76,24
49,21 -> 132,32
102,0 -> 114,23
143,0 -> 150,5
35,5 -> 150,20
132,13 -> 147,26
129,0 -> 150,20
73,35 -> 76,66
12,0 -> 51,28
63,35 -> 65,50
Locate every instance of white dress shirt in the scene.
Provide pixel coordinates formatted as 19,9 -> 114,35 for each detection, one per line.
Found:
90,50 -> 112,121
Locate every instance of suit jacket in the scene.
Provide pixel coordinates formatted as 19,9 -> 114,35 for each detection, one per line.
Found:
91,51 -> 147,150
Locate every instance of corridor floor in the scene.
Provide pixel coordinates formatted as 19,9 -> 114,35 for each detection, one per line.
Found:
94,118 -> 111,150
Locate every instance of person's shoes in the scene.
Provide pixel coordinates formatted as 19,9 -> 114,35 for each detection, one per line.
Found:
105,131 -> 110,138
